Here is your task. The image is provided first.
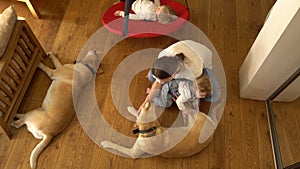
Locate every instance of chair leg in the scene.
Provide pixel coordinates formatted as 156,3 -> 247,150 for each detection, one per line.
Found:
0,119 -> 12,139
18,0 -> 41,19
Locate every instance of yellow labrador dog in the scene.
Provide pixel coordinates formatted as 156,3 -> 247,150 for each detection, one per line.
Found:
11,50 -> 101,169
101,102 -> 218,158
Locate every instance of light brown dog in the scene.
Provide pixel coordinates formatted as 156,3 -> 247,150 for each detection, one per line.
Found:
101,101 -> 219,158
11,50 -> 101,169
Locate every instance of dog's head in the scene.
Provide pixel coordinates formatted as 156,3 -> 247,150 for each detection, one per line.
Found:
133,101 -> 163,137
75,50 -> 102,74
136,101 -> 157,124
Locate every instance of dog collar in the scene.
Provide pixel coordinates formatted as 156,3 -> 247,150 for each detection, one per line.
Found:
132,126 -> 157,135
74,60 -> 96,74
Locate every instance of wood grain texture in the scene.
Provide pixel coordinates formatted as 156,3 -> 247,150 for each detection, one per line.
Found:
273,98 -> 300,168
1,0 -> 292,169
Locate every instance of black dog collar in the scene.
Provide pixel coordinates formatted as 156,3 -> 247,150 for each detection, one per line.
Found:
74,60 -> 96,74
132,127 -> 157,135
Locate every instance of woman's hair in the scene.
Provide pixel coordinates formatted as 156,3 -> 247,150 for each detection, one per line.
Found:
157,5 -> 178,24
175,53 -> 185,60
151,55 -> 183,79
196,75 -> 212,96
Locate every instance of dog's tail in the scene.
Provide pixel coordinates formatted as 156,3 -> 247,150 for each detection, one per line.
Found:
30,135 -> 53,169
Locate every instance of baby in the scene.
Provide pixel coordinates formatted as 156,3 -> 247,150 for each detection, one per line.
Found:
149,65 -> 213,126
146,55 -> 218,126
114,0 -> 177,24
155,76 -> 212,126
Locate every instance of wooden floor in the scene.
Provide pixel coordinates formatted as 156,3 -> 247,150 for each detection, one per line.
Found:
273,98 -> 300,168
3,0 -> 299,169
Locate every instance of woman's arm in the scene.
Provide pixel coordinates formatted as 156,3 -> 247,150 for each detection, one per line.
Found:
148,81 -> 163,100
138,81 -> 162,113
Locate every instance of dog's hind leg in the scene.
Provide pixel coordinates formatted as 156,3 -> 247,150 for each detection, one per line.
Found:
47,52 -> 62,68
101,140 -> 145,158
14,113 -> 25,119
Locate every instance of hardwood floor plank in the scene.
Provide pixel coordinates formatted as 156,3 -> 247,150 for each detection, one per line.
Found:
291,98 -> 300,165
273,100 -> 300,167
240,100 -> 260,169
52,117 -> 82,169
207,119 -> 226,169
0,133 -> 15,169
4,128 -> 38,169
70,131 -> 95,169
284,103 -> 300,167
0,0 -> 284,168
273,103 -> 294,167
255,105 -> 274,169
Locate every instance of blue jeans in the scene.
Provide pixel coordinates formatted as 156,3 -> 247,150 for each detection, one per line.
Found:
152,83 -> 173,108
148,69 -> 173,107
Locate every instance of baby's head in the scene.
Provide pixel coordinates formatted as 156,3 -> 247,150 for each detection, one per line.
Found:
195,75 -> 212,98
156,5 -> 177,24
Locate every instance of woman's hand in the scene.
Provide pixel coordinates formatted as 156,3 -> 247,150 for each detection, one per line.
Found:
138,100 -> 147,115
138,81 -> 162,114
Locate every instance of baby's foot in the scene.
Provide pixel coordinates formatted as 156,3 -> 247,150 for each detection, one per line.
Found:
182,113 -> 189,126
183,116 -> 188,126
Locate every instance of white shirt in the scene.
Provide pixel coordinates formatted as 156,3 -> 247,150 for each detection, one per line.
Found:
120,0 -> 160,21
158,40 -> 213,79
175,81 -> 193,110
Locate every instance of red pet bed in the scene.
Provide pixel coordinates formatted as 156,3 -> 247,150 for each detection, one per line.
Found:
101,0 -> 190,38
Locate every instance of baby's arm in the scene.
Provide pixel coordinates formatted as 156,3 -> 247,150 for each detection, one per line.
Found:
138,80 -> 163,113
175,82 -> 192,110
115,10 -> 142,20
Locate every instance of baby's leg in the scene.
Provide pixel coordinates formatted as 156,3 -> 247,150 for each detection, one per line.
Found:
181,110 -> 189,126
152,94 -> 172,108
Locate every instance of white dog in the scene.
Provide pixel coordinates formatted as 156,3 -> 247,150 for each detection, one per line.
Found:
101,102 -> 217,158
11,50 -> 101,169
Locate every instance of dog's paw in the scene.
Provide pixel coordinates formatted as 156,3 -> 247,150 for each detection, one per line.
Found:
11,121 -> 22,128
11,121 -> 17,128
127,106 -> 138,117
38,62 -> 44,68
101,140 -> 112,148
